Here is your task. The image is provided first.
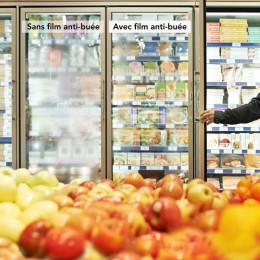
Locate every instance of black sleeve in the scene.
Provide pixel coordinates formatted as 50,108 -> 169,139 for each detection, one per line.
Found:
214,92 -> 260,124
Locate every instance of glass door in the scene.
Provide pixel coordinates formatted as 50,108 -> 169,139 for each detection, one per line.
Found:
107,7 -> 193,182
20,8 -> 105,183
0,9 -> 17,168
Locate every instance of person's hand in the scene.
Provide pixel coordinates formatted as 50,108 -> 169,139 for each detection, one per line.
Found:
200,109 -> 215,125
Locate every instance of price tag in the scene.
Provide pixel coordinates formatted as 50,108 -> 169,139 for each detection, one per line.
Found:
161,56 -> 169,61
113,101 -> 123,106
251,127 -> 259,131
132,76 -> 141,81
214,169 -> 223,173
236,149 -> 243,154
152,166 -> 163,170
131,166 -> 140,171
120,166 -> 129,170
248,82 -> 255,86
43,39 -> 52,45
166,124 -> 175,128
181,166 -> 188,171
236,127 -> 243,131
156,101 -> 164,106
149,76 -> 158,81
233,169 -> 241,174
113,166 -> 120,171
169,166 -> 178,170
55,39 -> 64,44
232,43 -> 241,47
58,67 -> 66,72
0,162 -> 6,166
176,36 -> 185,41
219,127 -> 228,131
141,146 -> 149,151
179,56 -> 188,61
168,146 -> 177,151
174,101 -> 183,106
160,36 -> 168,41
225,149 -> 233,154
69,68 -> 77,72
165,76 -> 174,81
113,76 -> 125,81
127,56 -> 135,60
113,123 -> 123,128
141,124 -> 150,128
226,59 -> 233,64
113,146 -> 121,151
132,101 -> 141,105
112,56 -> 120,61
246,169 -> 254,174
247,150 -> 255,154
211,149 -> 219,153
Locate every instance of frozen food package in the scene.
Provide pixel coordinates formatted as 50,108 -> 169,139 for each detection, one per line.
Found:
127,42 -> 141,56
69,45 -> 86,67
141,129 -> 167,146
175,43 -> 188,56
113,129 -> 134,146
178,62 -> 189,77
85,45 -> 100,67
207,154 -> 220,169
154,153 -> 168,166
221,154 -> 245,168
158,42 -> 172,56
231,133 -> 245,150
113,61 -> 128,76
146,85 -> 156,100
156,82 -> 167,100
175,82 -> 188,101
244,154 -> 260,168
167,153 -> 181,166
143,61 -> 158,76
245,133 -> 255,150
133,129 -> 141,146
166,107 -> 188,124
137,107 -> 165,124
207,178 -> 220,189
222,176 -> 243,190
79,74 -> 101,101
128,61 -> 143,76
127,153 -> 141,166
207,134 -> 219,149
113,107 -> 136,124
142,42 -> 157,56
168,129 -> 188,146
141,153 -> 154,166
135,85 -> 146,100
114,152 -> 127,166
227,85 -> 241,105
180,153 -> 189,167
113,43 -> 126,56
166,82 -> 175,100
113,84 -> 135,101
222,64 -> 234,82
219,134 -> 232,149
160,61 -> 175,76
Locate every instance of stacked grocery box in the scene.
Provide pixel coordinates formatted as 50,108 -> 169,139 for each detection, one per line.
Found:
207,64 -> 222,82
248,27 -> 260,43
220,18 -> 248,43
207,22 -> 220,42
207,89 -> 224,105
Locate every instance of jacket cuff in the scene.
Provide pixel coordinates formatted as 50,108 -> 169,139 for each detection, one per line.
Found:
214,110 -> 224,124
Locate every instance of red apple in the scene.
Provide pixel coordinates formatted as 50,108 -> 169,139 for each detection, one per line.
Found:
156,174 -> 183,188
205,181 -> 219,193
186,183 -> 214,211
211,192 -> 228,211
159,180 -> 183,200
123,173 -> 145,188
147,196 -> 183,232
79,180 -> 96,190
143,178 -> 156,189
109,251 -> 142,260
222,190 -> 242,204
68,186 -> 89,200
18,219 -> 53,258
44,226 -> 85,260
100,179 -> 116,189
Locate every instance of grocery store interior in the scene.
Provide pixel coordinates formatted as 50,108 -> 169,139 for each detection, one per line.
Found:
1,0 -> 260,259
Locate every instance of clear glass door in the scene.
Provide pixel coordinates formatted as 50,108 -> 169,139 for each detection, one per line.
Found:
21,8 -> 105,183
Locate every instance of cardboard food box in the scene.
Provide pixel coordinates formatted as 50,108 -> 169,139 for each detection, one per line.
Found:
168,129 -> 188,147
244,154 -> 260,169
141,153 -> 154,166
156,82 -> 167,100
221,154 -> 245,168
113,84 -> 135,101
114,152 -> 127,165
231,133 -> 246,150
167,153 -> 181,166
180,153 -> 189,166
207,154 -> 220,169
113,129 -> 134,146
154,153 -> 168,166
141,129 -> 167,146
127,153 -> 141,166
137,107 -> 165,124
113,107 -> 136,124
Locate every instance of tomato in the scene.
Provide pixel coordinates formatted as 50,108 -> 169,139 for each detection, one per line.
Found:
44,226 -> 85,260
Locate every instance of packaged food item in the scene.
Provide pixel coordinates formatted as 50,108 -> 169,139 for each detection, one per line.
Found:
178,62 -> 189,77
141,153 -> 154,166
166,82 -> 175,100
113,43 -> 126,56
127,153 -> 141,166
113,107 -> 136,124
221,154 -> 245,168
113,61 -> 128,76
114,153 -> 127,165
167,153 -> 181,166
207,154 -> 220,169
160,61 -> 175,76
143,61 -> 158,76
154,153 -> 168,166
244,154 -> 260,168
175,82 -> 188,101
222,176 -> 244,190
137,107 -> 164,124
142,42 -> 157,56
219,134 -> 232,149
48,47 -> 62,67
168,129 -> 188,146
69,45 -> 85,67
227,85 -> 241,105
231,133 -> 245,150
158,42 -> 172,56
207,178 -> 220,189
207,134 -> 219,149
181,153 -> 189,167
146,85 -> 156,100
175,43 -> 188,56
245,133 -> 255,150
113,129 -> 134,146
141,129 -> 167,146
166,107 -> 188,124
85,45 -> 100,67
156,82 -> 167,100
135,85 -> 147,100
222,64 -> 234,82
133,129 -> 141,146
127,42 -> 141,56
128,61 -> 143,76
113,84 -> 135,101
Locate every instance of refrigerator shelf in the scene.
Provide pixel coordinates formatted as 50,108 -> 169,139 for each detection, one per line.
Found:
113,123 -> 188,129
113,165 -> 188,171
112,36 -> 188,43
207,42 -> 260,47
207,82 -> 260,87
113,55 -> 188,62
112,75 -> 188,82
28,66 -> 100,74
0,137 -> 11,143
207,126 -> 260,132
112,100 -> 188,107
207,149 -> 260,154
113,145 -> 188,152
207,168 -> 260,175
207,58 -> 260,64
30,38 -> 101,46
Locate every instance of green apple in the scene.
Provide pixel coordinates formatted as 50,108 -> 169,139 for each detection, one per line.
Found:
0,202 -> 22,218
33,170 -> 59,187
0,173 -> 17,202
0,166 -> 15,176
14,168 -> 33,186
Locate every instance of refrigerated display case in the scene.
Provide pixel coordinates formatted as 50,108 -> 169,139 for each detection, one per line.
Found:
206,8 -> 260,189
107,7 -> 194,181
20,8 -> 106,182
0,9 -> 17,168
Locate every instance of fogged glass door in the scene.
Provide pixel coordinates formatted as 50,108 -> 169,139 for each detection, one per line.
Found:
0,10 -> 16,168
21,8 -> 105,183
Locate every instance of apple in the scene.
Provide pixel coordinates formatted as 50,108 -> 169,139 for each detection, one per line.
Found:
185,178 -> 205,195
68,186 -> 89,200
156,174 -> 183,188
186,183 -> 214,211
14,168 -> 33,186
44,226 -> 85,260
205,181 -> 219,192
60,206 -> 84,217
0,173 -> 17,203
115,184 -> 137,197
222,190 -> 242,204
0,166 -> 15,176
0,202 -> 21,218
109,251 -> 142,260
50,195 -> 74,208
100,179 -> 116,189
48,211 -> 71,227
18,219 -> 53,257
125,191 -> 153,206
33,170 -> 59,187
123,173 -> 145,189
79,180 -> 96,190
147,197 -> 183,232
143,178 -> 156,189
159,180 -> 183,200
211,192 -> 228,211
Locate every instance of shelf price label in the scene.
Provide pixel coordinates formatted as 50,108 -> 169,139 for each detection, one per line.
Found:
141,146 -> 149,151
168,146 -> 177,151
120,166 -> 129,170
131,166 -> 140,171
214,169 -> 223,173
169,166 -> 178,170
141,124 -> 150,128
113,146 -> 121,151
247,150 -> 255,154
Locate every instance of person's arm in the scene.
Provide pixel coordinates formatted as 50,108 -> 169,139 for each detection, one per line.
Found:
200,92 -> 260,125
